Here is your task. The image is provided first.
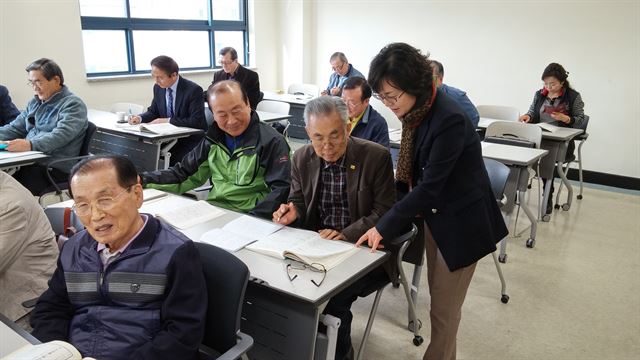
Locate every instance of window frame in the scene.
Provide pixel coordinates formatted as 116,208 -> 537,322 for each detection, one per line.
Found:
80,0 -> 249,77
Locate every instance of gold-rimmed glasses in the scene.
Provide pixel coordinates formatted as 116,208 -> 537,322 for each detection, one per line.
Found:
72,185 -> 133,217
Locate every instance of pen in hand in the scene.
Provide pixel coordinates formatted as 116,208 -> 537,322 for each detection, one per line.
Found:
273,202 -> 296,224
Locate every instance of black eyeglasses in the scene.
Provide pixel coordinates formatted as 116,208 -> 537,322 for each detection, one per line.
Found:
286,262 -> 327,287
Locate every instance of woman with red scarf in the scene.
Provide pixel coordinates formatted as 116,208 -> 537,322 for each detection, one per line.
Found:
357,43 -> 508,360
519,62 -> 587,214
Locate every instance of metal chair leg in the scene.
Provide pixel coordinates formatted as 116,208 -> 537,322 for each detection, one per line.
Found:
356,286 -> 387,360
397,242 -> 423,346
491,252 -> 509,304
577,139 -> 585,199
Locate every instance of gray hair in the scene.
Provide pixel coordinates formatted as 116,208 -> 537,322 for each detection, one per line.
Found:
26,58 -> 64,85
330,52 -> 348,64
304,96 -> 349,126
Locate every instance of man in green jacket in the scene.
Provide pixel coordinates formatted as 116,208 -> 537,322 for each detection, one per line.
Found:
141,80 -> 291,219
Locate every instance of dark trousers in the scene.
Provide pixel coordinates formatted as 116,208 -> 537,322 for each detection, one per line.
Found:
12,164 -> 68,196
323,265 -> 389,360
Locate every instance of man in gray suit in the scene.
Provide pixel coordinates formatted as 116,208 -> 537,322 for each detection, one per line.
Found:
273,96 -> 395,360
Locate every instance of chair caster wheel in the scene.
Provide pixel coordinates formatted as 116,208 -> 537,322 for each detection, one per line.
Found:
413,336 -> 424,346
501,294 -> 510,304
498,254 -> 507,263
554,204 -> 560,209
542,214 -> 551,222
408,319 -> 422,332
577,194 -> 583,200
562,203 -> 570,211
526,238 -> 535,248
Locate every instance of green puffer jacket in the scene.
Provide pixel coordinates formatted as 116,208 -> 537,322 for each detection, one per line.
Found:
142,112 -> 291,219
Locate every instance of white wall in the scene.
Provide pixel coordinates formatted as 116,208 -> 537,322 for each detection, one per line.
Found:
311,0 -> 640,178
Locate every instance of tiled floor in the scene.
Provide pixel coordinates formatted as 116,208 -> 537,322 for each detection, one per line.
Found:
347,182 -> 640,359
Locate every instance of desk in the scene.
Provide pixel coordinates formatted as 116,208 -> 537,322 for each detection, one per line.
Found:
0,151 -> 49,175
257,110 -> 293,123
49,193 -> 387,360
481,142 -> 548,253
478,118 -> 583,221
0,313 -> 40,357
88,109 -> 204,172
263,91 -> 314,140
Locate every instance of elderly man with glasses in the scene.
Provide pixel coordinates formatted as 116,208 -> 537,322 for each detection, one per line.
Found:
30,155 -> 207,360
320,52 -> 364,97
210,46 -> 262,109
142,80 -> 291,220
341,77 -> 390,148
272,96 -> 395,360
0,58 -> 88,195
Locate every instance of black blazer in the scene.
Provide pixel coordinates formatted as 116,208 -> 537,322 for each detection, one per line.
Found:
376,89 -> 508,271
212,65 -> 262,109
140,76 -> 207,165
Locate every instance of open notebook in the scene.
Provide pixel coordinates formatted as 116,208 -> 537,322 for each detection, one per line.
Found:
199,215 -> 283,252
246,227 -> 359,270
140,198 -> 224,230
115,123 -> 187,135
2,340 -> 96,360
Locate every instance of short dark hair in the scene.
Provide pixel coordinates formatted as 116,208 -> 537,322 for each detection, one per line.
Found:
207,80 -> 249,106
26,58 -> 64,86
150,55 -> 179,76
431,60 -> 444,78
368,43 -> 433,105
219,47 -> 238,61
342,77 -> 372,101
541,62 -> 571,89
69,155 -> 139,198
330,52 -> 348,63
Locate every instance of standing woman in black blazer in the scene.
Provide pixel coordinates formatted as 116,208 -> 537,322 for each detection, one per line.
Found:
357,43 -> 508,360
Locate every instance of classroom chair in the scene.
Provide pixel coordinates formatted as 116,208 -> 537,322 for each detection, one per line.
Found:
38,122 -> 98,206
356,224 -> 423,360
195,242 -> 253,360
257,100 -> 291,137
484,120 -> 542,254
43,206 -> 85,249
555,115 -> 590,208
476,105 -> 520,121
483,157 -> 511,304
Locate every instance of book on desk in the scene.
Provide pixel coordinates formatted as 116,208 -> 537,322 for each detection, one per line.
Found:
115,122 -> 190,135
246,226 -> 359,270
2,340 -> 95,360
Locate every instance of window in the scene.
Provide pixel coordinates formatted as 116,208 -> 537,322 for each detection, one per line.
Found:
80,0 -> 248,77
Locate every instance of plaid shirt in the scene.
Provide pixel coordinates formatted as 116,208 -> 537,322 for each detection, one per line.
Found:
318,156 -> 350,231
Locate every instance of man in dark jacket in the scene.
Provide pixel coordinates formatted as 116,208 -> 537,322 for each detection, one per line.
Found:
341,77 -> 390,148
273,96 -> 395,360
129,55 -> 207,165
211,47 -> 262,109
30,155 -> 207,360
